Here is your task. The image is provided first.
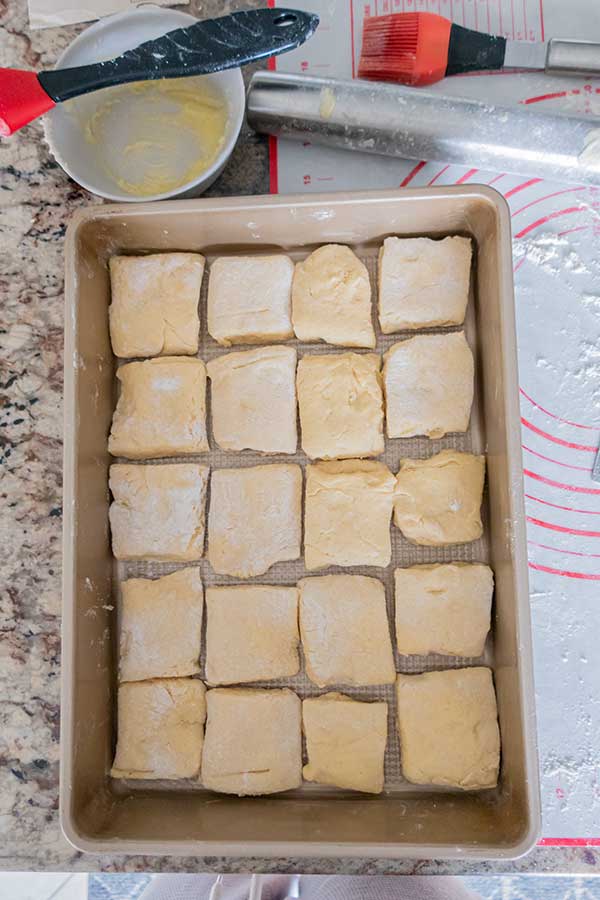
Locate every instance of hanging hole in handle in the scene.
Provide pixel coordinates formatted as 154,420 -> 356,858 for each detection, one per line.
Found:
273,12 -> 299,27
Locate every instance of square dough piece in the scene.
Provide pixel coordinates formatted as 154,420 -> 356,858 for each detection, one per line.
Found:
304,460 -> 395,569
109,357 -> 208,459
395,563 -> 493,657
292,245 -> 376,348
208,464 -> 302,577
109,253 -> 204,358
207,255 -> 294,346
207,346 -> 297,454
384,332 -> 474,438
378,236 -> 472,333
109,463 -> 209,561
303,693 -> 388,794
394,450 -> 485,546
396,667 -> 500,789
297,353 -> 384,460
205,585 -> 300,685
298,574 -> 395,686
201,688 -> 302,795
111,679 -> 206,779
119,568 -> 203,682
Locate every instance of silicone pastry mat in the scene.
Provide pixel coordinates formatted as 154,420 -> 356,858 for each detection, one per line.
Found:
114,243 -> 492,795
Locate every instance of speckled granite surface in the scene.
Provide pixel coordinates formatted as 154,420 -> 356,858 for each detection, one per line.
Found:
0,0 -> 598,876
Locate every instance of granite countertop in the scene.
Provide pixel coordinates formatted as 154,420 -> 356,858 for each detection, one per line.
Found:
0,0 -> 598,876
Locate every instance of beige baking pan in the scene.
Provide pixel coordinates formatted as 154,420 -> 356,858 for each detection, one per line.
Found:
61,187 -> 541,859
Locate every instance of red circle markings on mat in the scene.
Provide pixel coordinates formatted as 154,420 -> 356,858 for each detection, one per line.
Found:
529,561 -> 600,580
504,177 -> 543,199
521,418 -> 598,453
522,445 -> 593,473
527,515 -> 600,539
436,147 -> 598,481
469,101 -> 600,583
524,469 -> 600,495
558,225 -> 590,238
456,168 -> 478,184
400,161 -> 427,188
427,165 -> 450,186
511,186 -> 588,218
526,493 -> 600,516
515,206 -> 587,239
529,540 -> 600,559
520,387 -> 599,432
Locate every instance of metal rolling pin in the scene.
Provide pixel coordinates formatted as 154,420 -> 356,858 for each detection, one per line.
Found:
246,70 -> 600,187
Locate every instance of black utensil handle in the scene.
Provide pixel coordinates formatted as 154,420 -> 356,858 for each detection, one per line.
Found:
445,23 -> 506,75
38,8 -> 319,103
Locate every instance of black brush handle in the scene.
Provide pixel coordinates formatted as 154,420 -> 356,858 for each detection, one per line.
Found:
445,23 -> 506,76
38,8 -> 319,103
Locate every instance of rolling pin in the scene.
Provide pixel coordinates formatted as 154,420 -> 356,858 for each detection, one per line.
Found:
246,70 -> 600,187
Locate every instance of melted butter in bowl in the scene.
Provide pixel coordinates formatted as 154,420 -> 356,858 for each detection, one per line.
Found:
44,8 -> 245,201
80,77 -> 229,198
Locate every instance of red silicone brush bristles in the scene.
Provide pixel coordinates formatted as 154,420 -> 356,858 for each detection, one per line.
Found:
358,12 -> 452,86
0,69 -> 55,136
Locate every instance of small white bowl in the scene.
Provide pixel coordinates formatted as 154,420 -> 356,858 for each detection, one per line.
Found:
45,7 -> 245,202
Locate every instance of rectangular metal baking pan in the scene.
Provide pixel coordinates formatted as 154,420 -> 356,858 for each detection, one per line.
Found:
61,187 -> 541,859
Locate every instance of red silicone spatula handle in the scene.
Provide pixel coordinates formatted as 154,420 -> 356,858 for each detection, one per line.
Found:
0,69 -> 56,136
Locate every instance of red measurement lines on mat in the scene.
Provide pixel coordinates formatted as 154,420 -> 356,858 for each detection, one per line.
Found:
396,161 -> 600,581
506,171 -> 600,582
520,395 -> 600,580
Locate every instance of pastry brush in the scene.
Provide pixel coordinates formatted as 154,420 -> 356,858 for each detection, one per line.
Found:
358,11 -> 600,86
0,8 -> 319,136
